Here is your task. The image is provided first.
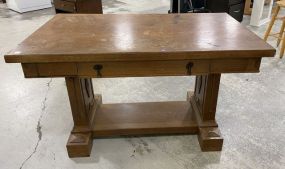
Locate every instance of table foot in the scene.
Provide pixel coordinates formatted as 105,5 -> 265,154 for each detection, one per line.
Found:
66,132 -> 93,157
198,127 -> 223,151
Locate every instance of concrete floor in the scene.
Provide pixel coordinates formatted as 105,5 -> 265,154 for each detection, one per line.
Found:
0,1 -> 284,169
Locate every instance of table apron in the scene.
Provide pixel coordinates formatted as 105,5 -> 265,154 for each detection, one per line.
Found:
21,58 -> 261,78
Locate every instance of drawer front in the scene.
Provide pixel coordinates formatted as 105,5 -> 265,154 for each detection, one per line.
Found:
54,0 -> 76,13
229,3 -> 245,22
78,60 -> 210,77
21,59 -> 261,78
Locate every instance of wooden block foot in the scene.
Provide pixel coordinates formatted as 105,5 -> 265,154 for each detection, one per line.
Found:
198,127 -> 223,151
66,132 -> 93,157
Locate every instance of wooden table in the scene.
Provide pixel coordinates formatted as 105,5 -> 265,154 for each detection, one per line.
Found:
4,13 -> 275,158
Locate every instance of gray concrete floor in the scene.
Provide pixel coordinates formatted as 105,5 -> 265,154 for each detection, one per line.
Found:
0,1 -> 284,169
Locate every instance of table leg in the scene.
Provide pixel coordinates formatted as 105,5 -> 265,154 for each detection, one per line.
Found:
190,74 -> 223,151
65,77 -> 101,157
65,75 -> 223,156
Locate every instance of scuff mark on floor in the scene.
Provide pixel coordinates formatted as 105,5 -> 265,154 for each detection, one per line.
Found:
52,152 -> 56,161
127,137 -> 153,157
19,78 -> 52,169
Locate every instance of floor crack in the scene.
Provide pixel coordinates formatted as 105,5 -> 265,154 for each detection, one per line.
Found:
19,78 -> 52,169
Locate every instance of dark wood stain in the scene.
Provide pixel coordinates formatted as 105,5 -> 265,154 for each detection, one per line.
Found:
5,14 -> 275,157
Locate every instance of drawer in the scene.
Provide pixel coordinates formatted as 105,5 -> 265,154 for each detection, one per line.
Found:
229,3 -> 245,22
77,60 -> 210,77
20,59 -> 261,78
54,0 -> 76,13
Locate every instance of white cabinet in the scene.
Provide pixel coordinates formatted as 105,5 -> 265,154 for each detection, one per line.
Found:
250,0 -> 274,27
6,0 -> 52,13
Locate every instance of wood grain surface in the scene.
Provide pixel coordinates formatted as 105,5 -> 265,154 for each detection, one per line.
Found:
5,13 -> 275,63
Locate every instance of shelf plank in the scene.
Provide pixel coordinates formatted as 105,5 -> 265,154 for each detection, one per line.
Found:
92,101 -> 198,137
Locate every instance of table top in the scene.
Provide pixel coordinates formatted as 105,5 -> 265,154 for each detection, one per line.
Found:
5,13 -> 275,63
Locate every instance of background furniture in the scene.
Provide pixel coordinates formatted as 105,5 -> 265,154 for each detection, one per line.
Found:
169,0 -> 245,22
4,13 -> 275,157
54,0 -> 102,13
169,0 -> 206,13
6,0 -> 51,13
244,0 -> 273,15
244,0 -> 253,15
264,0 -> 285,58
206,0 -> 246,22
250,0 -> 274,26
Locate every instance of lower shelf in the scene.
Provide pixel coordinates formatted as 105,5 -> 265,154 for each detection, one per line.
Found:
67,92 -> 224,157
92,101 -> 198,137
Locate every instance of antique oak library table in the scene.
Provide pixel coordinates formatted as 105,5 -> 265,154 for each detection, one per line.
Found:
5,13 -> 275,157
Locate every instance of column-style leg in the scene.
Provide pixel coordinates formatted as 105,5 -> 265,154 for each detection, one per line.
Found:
190,74 -> 223,151
65,77 -> 101,157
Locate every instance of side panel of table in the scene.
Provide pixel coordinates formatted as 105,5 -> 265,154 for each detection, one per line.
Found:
191,74 -> 223,151
65,77 -> 101,157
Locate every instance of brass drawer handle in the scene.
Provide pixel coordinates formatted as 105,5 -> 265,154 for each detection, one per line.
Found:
93,64 -> 103,77
186,62 -> 193,75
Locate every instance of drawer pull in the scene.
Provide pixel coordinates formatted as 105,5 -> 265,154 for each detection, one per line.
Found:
186,62 -> 194,75
93,64 -> 103,77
